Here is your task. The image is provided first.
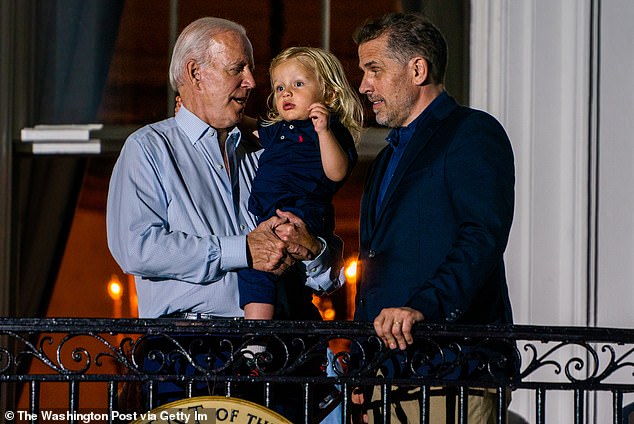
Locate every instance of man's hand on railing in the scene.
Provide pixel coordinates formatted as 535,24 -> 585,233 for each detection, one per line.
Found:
373,307 -> 424,350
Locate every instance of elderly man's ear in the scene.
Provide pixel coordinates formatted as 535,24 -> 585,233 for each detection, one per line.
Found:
174,95 -> 182,115
186,60 -> 202,86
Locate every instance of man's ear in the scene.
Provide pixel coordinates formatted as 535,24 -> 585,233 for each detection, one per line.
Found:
186,60 -> 202,88
411,57 -> 429,86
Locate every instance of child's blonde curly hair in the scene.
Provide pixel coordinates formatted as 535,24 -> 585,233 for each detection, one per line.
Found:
264,46 -> 364,142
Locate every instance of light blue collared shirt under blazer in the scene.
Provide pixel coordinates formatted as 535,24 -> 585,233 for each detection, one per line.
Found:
107,106 -> 339,318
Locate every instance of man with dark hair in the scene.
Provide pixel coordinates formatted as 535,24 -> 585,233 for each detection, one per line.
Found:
353,12 -> 515,422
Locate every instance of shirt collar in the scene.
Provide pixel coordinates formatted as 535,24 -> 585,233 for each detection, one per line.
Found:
386,123 -> 415,150
175,105 -> 241,145
282,114 -> 340,129
284,118 -> 313,129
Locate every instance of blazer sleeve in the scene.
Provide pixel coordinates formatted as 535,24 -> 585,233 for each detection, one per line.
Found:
404,111 -> 515,322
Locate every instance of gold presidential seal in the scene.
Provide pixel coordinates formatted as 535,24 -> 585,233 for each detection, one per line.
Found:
130,396 -> 292,424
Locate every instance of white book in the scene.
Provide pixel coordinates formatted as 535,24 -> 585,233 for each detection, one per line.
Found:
28,141 -> 102,154
21,124 -> 104,141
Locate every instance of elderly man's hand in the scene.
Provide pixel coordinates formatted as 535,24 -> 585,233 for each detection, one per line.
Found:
274,209 -> 321,260
246,215 -> 311,275
374,307 -> 424,350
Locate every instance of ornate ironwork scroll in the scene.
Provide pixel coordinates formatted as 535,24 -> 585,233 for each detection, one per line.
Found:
0,318 -> 633,391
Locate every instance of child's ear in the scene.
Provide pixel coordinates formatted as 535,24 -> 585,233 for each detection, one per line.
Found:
324,88 -> 337,108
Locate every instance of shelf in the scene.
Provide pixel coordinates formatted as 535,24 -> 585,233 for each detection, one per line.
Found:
14,125 -> 139,155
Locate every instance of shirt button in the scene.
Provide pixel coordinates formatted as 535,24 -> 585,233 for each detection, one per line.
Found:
216,164 -> 223,170
239,224 -> 246,231
280,135 -> 285,140
289,124 -> 294,129
310,267 -> 318,273
368,250 -> 376,258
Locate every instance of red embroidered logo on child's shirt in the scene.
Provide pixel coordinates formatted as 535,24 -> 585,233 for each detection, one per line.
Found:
298,135 -> 304,143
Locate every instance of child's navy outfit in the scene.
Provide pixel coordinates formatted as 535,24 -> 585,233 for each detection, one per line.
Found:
238,117 -> 357,309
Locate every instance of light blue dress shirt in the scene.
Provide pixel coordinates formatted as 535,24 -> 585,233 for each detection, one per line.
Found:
106,106 -> 339,318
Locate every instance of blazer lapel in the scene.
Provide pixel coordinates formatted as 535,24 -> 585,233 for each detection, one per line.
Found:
373,95 -> 459,228
361,145 -> 392,239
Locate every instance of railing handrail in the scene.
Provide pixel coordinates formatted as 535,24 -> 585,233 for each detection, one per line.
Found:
1,317 -> 633,342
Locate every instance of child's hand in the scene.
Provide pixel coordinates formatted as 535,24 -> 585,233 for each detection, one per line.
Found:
308,103 -> 330,134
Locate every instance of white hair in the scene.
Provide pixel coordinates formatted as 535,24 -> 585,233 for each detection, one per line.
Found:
168,17 -> 250,91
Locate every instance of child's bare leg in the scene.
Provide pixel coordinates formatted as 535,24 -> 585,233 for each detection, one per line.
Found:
244,302 -> 274,320
242,303 -> 273,361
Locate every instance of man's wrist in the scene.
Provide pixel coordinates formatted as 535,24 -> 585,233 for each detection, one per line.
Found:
310,237 -> 325,258
303,237 -> 327,271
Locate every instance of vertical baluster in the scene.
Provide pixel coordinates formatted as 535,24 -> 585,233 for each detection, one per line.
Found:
613,390 -> 623,424
458,386 -> 468,424
536,388 -> 546,424
304,382 -> 310,424
381,383 -> 390,424
225,380 -> 232,397
446,387 -> 457,423
68,381 -> 79,424
107,381 -> 116,424
146,380 -> 154,411
29,381 -> 40,424
341,382 -> 349,423
264,381 -> 271,408
185,380 -> 193,398
497,387 -> 507,424
574,389 -> 585,424
419,385 -> 430,424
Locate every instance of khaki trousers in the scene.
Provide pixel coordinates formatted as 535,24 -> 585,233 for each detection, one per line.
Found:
366,385 -> 505,424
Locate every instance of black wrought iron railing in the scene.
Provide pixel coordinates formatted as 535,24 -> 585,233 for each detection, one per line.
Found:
1,318 -> 633,423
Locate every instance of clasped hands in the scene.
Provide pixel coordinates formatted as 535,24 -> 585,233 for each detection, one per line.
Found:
246,209 -> 321,275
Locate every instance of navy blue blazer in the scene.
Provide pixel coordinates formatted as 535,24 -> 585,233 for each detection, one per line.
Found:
354,94 -> 515,325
